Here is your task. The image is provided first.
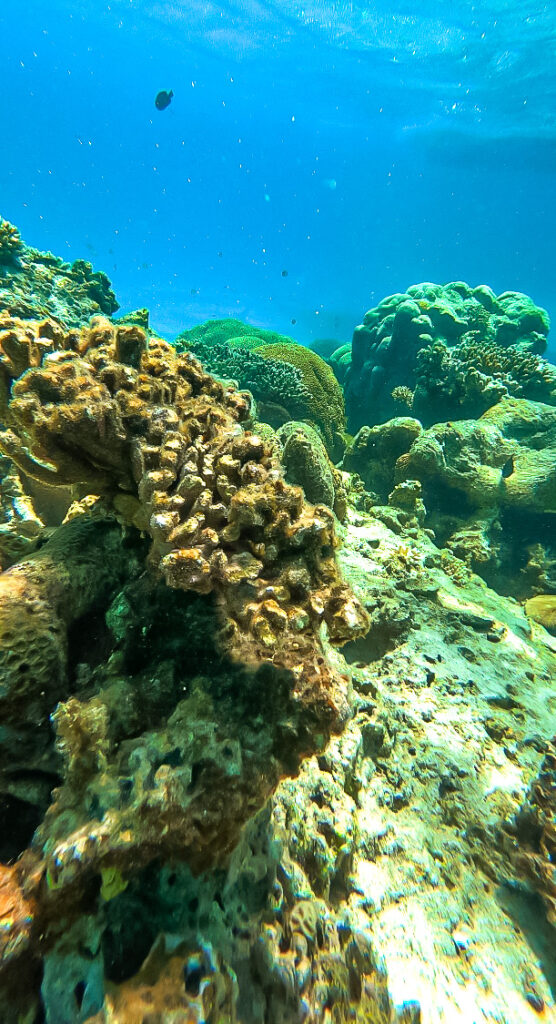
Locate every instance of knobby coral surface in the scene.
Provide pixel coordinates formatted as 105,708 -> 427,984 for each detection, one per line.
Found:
505,736 -> 556,926
0,312 -> 369,996
337,281 -> 551,431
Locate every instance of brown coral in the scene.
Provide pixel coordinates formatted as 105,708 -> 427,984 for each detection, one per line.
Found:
0,314 -> 367,673
0,312 -> 369,985
505,737 -> 556,926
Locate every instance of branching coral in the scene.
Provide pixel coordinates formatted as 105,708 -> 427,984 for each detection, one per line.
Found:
413,336 -> 556,424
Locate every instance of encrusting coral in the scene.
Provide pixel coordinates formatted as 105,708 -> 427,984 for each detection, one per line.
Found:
504,736 -> 556,926
0,311 -> 369,992
0,221 -> 118,327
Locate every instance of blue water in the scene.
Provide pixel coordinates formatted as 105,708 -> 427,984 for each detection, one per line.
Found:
1,0 -> 555,352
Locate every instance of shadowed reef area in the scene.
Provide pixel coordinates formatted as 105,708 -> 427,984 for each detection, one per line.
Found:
0,220 -> 554,1024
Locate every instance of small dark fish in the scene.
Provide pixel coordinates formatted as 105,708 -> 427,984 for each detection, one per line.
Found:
155,89 -> 173,111
281,269 -> 288,277
291,318 -> 296,325
217,251 -> 223,257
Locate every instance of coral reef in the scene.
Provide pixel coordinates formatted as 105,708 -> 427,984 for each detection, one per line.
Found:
171,338 -> 315,432
0,233 -> 555,1023
176,317 -> 297,352
256,342 -> 346,455
335,282 -> 550,430
0,221 -> 118,326
22,506 -> 555,1024
276,420 -> 347,520
0,310 -> 369,1007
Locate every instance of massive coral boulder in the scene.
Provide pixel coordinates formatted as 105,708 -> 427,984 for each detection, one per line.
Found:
335,282 -> 551,431
389,397 -> 556,595
0,311 -> 369,997
342,417 -> 423,501
276,420 -> 347,520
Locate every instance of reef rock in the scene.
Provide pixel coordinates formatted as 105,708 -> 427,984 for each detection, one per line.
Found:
0,220 -> 118,326
20,508 -> 555,1024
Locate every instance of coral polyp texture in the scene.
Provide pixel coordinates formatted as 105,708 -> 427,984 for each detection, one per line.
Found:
0,218 -> 118,326
335,281 -> 551,430
0,313 -> 367,664
0,310 -> 369,997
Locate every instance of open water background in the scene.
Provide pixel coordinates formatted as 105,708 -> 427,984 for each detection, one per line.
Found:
1,0 -> 555,353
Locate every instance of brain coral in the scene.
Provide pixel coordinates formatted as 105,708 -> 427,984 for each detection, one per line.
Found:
255,342 -> 346,456
175,317 -> 297,352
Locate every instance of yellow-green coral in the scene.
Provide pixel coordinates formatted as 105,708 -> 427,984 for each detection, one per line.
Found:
255,342 -> 346,454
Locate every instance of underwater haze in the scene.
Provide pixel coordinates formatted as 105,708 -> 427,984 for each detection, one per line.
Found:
1,0 -> 555,350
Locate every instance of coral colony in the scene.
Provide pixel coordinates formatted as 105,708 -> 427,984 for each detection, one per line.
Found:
0,222 -> 554,1021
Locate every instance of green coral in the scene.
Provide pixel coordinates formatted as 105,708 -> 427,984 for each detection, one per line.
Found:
343,281 -> 551,430
176,317 -> 297,352
172,340 -> 313,428
255,342 -> 346,455
0,219 -> 23,266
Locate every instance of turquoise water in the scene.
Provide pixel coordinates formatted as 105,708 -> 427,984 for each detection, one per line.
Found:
1,0 -> 555,350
